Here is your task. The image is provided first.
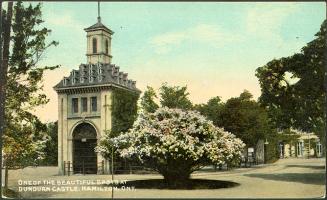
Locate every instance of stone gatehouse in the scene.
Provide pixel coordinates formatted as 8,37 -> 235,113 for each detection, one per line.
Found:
54,16 -> 140,175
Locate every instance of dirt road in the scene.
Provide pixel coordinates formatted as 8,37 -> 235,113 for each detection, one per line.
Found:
3,158 -> 325,198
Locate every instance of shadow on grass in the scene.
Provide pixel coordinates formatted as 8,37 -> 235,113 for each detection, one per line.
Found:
285,165 -> 325,170
113,179 -> 240,190
244,172 -> 325,185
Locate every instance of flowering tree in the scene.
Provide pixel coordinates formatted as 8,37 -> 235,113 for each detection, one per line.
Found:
97,107 -> 245,186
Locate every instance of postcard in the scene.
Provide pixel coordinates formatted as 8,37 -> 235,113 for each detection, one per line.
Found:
0,1 -> 326,199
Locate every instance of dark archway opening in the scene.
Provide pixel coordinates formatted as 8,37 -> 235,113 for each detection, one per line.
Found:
73,123 -> 97,174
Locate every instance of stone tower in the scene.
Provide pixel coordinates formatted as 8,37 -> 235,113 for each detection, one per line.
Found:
54,13 -> 140,175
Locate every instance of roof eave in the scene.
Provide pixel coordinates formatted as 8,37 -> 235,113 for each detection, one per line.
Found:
54,83 -> 141,94
84,27 -> 114,34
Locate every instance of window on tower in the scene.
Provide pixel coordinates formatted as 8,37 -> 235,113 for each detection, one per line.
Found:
91,97 -> 97,112
105,39 -> 109,54
81,97 -> 87,112
93,38 -> 97,53
72,98 -> 79,113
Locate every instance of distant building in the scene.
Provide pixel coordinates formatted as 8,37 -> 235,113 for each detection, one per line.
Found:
245,131 -> 322,166
279,130 -> 322,158
54,16 -> 140,175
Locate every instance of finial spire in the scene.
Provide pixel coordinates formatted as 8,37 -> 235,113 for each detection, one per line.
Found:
97,1 -> 101,23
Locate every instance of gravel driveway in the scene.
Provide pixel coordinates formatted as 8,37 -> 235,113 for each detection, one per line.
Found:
3,158 -> 325,198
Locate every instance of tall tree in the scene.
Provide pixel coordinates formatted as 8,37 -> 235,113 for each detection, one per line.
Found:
140,86 -> 159,113
194,96 -> 223,127
159,83 -> 193,110
219,90 -> 271,148
2,1 -> 59,168
0,2 -> 14,193
256,20 -> 326,143
140,83 -> 193,112
0,1 -> 13,150
39,121 -> 58,166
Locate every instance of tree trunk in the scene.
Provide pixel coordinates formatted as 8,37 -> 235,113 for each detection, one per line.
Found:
163,172 -> 190,188
0,3 -> 3,194
4,160 -> 8,190
0,2 -> 13,136
0,1 -> 14,193
160,163 -> 192,188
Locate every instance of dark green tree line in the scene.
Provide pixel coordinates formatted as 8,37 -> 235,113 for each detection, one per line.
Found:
140,83 -> 193,113
256,20 -> 326,145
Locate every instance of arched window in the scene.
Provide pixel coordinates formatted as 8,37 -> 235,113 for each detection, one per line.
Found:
105,39 -> 109,54
92,38 -> 97,53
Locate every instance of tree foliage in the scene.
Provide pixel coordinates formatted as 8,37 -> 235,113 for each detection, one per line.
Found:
140,86 -> 159,113
195,90 -> 272,148
2,1 -> 59,167
256,20 -> 326,135
111,88 -> 140,136
194,96 -> 223,127
219,90 -> 271,147
159,83 -> 193,110
140,83 -> 193,113
38,121 -> 58,166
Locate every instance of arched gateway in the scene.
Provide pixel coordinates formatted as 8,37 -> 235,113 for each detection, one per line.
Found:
72,123 -> 97,174
54,13 -> 140,175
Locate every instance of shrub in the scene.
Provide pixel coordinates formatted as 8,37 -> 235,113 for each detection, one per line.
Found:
97,107 -> 245,187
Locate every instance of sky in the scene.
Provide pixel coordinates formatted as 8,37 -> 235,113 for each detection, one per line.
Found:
27,2 -> 326,122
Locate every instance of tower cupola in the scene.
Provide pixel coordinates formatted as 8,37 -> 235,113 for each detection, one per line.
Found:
84,3 -> 114,64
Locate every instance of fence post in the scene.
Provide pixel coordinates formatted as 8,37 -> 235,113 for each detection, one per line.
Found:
83,160 -> 85,175
68,161 -> 70,176
102,160 -> 104,174
63,161 -> 66,176
129,163 -> 132,174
